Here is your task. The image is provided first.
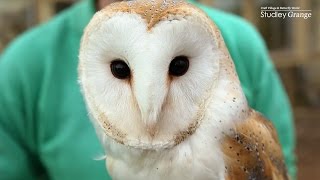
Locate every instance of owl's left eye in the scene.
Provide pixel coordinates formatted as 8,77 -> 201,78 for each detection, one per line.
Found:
110,60 -> 131,79
169,56 -> 189,76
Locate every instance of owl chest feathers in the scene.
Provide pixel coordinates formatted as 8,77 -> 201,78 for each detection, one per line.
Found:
102,93 -> 248,180
105,125 -> 227,180
104,110 -> 288,180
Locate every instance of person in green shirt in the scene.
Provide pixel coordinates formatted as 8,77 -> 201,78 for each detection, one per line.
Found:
0,0 -> 296,179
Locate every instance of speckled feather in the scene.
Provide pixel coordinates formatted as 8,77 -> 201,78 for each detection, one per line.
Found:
222,110 -> 288,180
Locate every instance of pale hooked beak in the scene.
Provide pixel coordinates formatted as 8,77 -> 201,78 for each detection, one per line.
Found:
133,70 -> 168,137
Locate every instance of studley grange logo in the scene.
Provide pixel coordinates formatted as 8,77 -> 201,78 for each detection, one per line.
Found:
261,6 -> 312,19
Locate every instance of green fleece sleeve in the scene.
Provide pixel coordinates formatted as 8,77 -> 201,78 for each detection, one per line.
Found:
229,20 -> 296,180
250,46 -> 297,179
230,17 -> 296,178
228,16 -> 297,180
0,35 -> 44,179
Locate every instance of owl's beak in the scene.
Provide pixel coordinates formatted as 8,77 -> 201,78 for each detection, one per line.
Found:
133,73 -> 168,137
142,108 -> 161,137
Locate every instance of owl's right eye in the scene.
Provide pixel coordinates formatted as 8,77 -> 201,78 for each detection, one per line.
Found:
110,60 -> 131,79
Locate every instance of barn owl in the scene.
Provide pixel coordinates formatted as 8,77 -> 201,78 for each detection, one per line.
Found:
78,0 -> 288,179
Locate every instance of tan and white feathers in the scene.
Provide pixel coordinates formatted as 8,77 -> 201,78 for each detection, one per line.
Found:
78,0 -> 288,179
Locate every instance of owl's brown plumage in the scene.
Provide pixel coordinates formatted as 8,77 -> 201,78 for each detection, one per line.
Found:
222,110 -> 288,180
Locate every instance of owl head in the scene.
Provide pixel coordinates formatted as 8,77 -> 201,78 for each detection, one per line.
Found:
79,0 -> 247,152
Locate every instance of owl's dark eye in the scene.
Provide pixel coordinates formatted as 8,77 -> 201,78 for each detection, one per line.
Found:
110,60 -> 130,79
169,56 -> 189,76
